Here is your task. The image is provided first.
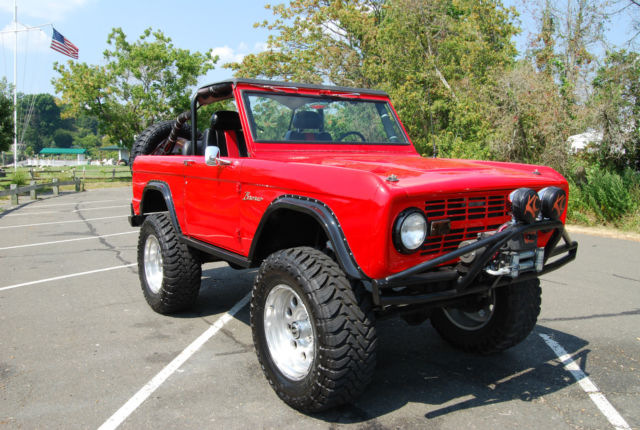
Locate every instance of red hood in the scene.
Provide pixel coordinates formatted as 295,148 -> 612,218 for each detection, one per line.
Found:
277,153 -> 568,195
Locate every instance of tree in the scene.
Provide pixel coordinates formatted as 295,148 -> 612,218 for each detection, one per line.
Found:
616,0 -> 640,43
229,0 -> 519,157
530,0 -> 557,76
0,78 -> 13,153
528,0 -> 609,107
17,93 -> 63,154
364,0 -> 518,157
53,28 -> 215,149
486,61 -> 571,172
591,50 -> 640,169
74,133 -> 101,150
53,129 -> 73,148
229,0 -> 383,86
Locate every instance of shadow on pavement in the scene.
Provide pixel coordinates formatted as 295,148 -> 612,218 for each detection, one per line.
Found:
172,265 -> 255,326
316,321 -> 589,424
169,265 -> 592,425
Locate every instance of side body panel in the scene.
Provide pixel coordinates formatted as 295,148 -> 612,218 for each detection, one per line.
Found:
184,159 -> 244,254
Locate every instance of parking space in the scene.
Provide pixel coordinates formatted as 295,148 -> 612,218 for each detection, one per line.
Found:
0,187 -> 638,429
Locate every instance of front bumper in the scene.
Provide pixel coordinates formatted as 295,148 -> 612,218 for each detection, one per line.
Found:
371,219 -> 578,307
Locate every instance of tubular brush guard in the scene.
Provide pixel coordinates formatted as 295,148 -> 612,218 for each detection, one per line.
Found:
371,219 -> 578,307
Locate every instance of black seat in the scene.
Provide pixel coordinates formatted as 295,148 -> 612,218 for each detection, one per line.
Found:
285,111 -> 332,141
210,111 -> 248,157
182,134 -> 206,156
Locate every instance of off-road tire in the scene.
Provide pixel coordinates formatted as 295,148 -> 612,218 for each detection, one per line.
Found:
130,120 -> 192,170
137,213 -> 201,314
430,279 -> 541,354
251,247 -> 377,412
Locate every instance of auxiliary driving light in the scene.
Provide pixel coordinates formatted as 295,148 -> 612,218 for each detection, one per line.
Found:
509,188 -> 540,224
538,186 -> 567,220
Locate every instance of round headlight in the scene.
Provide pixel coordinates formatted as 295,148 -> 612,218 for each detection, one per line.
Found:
393,209 -> 428,254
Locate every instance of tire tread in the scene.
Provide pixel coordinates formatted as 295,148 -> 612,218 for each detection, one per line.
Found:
137,213 -> 201,314
251,247 -> 377,412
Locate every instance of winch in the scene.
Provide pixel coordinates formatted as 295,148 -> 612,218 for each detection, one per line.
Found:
458,226 -> 545,278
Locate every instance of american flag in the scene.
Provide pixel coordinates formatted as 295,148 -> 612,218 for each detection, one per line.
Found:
50,28 -> 79,59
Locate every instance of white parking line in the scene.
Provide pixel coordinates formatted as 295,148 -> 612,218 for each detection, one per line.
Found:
539,333 -> 631,430
72,205 -> 129,212
0,215 -> 128,230
22,199 -> 126,208
97,292 -> 251,430
0,264 -> 137,292
1,205 -> 130,217
0,231 -> 137,251
2,211 -> 62,217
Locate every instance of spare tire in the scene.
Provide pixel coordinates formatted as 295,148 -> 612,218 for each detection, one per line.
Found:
129,120 -> 192,170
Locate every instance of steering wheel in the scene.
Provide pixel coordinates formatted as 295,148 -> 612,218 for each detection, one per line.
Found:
337,131 -> 366,142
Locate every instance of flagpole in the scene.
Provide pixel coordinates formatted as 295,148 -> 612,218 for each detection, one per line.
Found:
3,1 -> 52,171
13,0 -> 17,171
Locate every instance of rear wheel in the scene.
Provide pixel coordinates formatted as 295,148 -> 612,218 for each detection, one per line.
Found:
137,213 -> 201,314
430,279 -> 541,354
251,247 -> 377,412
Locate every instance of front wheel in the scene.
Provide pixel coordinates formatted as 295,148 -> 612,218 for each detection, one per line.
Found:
430,279 -> 541,354
250,247 -> 377,412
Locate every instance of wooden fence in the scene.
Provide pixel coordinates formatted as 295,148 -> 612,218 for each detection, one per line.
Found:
26,167 -> 131,181
0,178 -> 84,205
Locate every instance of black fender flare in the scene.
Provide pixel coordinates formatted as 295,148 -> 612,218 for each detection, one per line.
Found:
248,195 -> 367,280
130,181 -> 182,234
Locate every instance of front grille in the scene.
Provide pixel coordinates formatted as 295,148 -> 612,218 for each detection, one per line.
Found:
421,192 -> 512,257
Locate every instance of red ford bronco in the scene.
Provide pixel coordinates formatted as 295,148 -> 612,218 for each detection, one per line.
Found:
129,79 -> 578,412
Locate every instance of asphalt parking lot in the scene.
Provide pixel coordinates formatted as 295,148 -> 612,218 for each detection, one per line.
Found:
0,186 -> 638,429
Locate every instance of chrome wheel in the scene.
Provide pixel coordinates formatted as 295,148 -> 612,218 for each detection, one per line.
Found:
442,294 -> 496,331
263,284 -> 314,381
143,234 -> 163,294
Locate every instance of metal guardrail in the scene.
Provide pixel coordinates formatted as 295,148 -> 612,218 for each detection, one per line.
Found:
0,178 -> 84,205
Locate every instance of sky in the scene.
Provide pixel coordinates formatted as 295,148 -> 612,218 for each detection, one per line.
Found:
0,0 -> 637,97
0,0 -> 272,95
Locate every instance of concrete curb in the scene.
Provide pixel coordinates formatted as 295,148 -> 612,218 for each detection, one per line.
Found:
566,224 -> 640,242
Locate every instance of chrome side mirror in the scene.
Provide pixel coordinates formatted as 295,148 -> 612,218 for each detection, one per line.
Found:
205,146 -> 220,166
204,146 -> 231,166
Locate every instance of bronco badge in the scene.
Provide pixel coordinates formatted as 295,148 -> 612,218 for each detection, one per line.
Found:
243,192 -> 263,202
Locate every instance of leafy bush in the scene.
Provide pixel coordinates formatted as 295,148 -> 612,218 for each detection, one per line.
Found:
622,168 -> 640,190
577,168 -> 637,222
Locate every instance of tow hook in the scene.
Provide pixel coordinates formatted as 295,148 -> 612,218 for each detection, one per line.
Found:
484,247 -> 545,277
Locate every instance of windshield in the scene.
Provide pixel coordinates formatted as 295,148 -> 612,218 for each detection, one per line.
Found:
242,92 -> 408,144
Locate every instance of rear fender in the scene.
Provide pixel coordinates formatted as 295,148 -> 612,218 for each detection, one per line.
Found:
131,181 -> 182,234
